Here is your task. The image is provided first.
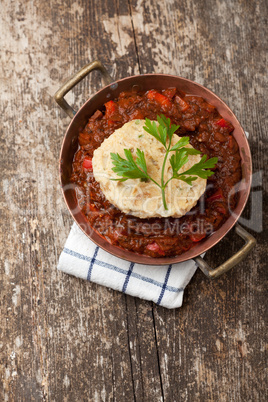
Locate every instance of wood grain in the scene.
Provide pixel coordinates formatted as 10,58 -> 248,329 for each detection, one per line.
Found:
0,0 -> 267,401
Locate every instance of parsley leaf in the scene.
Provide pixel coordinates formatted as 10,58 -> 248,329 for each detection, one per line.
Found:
110,149 -> 148,182
143,119 -> 164,146
180,155 -> 218,178
170,137 -> 191,151
170,149 -> 189,175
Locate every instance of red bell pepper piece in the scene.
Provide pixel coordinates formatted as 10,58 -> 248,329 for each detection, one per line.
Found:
82,157 -> 92,170
146,90 -> 172,109
175,95 -> 189,112
206,189 -> 224,203
146,242 -> 165,256
105,100 -> 117,117
190,233 -> 206,242
216,118 -> 228,128
163,88 -> 177,99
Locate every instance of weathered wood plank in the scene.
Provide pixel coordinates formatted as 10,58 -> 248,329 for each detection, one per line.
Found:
125,297 -> 164,402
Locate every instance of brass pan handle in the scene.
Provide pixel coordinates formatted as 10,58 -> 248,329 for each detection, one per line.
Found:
194,224 -> 256,279
54,60 -> 113,118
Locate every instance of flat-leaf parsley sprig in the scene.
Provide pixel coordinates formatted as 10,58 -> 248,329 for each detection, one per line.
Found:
110,115 -> 218,210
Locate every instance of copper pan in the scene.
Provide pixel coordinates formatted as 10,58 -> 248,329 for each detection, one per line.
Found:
54,60 -> 256,278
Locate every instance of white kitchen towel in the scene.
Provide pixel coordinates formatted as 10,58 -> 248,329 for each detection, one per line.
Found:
58,223 -> 198,309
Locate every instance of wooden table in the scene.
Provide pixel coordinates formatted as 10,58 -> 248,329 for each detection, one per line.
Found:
1,0 -> 267,400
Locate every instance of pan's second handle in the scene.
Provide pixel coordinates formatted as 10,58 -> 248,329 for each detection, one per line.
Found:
54,60 -> 113,118
194,224 -> 256,279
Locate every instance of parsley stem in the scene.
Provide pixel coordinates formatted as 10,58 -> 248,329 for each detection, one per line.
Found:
160,140 -> 171,210
146,175 -> 161,189
161,187 -> 168,210
163,176 -> 174,189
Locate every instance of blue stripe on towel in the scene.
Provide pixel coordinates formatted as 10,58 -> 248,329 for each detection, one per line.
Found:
63,248 -> 184,295
122,262 -> 135,293
157,264 -> 172,305
63,248 -> 92,262
87,246 -> 99,281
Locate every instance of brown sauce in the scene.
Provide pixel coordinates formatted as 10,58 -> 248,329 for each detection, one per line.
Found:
71,88 -> 241,257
